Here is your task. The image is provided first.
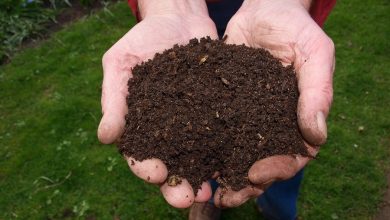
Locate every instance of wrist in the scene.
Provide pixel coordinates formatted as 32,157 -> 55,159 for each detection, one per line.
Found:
297,0 -> 312,11
241,0 -> 312,12
138,0 -> 209,19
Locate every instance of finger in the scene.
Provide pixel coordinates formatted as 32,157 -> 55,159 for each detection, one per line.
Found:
249,141 -> 319,185
214,186 -> 263,208
98,51 -> 140,144
194,181 -> 212,203
295,142 -> 319,168
248,155 -> 300,184
160,179 -> 195,208
126,156 -> 168,184
296,33 -> 335,146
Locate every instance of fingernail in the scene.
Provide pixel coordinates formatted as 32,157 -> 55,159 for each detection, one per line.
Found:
316,111 -> 327,145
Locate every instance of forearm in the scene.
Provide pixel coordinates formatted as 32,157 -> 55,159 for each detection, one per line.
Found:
138,0 -> 209,19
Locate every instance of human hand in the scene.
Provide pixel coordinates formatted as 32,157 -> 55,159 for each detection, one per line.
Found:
97,0 -> 218,208
214,0 -> 335,207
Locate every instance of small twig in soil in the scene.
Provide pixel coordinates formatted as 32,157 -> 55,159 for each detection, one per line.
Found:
220,77 -> 230,85
199,55 -> 209,65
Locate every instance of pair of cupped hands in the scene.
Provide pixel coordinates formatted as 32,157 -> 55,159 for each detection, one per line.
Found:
98,0 -> 334,208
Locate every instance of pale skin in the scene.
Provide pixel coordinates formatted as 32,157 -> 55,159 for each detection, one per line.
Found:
98,0 -> 334,209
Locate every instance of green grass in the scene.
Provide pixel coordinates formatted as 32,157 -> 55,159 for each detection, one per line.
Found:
0,0 -> 115,62
0,1 -> 389,219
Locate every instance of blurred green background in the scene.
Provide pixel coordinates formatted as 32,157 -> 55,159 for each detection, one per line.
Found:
0,0 -> 389,219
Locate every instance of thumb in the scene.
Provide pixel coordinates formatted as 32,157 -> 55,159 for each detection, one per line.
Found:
98,52 -> 140,144
297,34 -> 335,146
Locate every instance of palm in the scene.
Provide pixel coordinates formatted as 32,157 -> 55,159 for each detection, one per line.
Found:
225,2 -> 330,65
99,14 -> 218,208
214,1 -> 335,207
114,14 -> 218,62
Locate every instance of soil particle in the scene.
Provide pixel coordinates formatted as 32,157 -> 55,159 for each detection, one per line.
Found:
167,175 -> 182,187
118,37 -> 309,192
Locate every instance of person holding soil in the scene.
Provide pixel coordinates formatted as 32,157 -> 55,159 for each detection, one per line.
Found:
98,0 -> 336,219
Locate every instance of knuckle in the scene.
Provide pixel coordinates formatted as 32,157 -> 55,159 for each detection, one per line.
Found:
102,50 -> 115,65
326,36 -> 335,53
224,195 -> 240,207
248,169 -> 260,182
322,86 -> 334,107
231,193 -> 248,207
321,35 -> 335,55
279,165 -> 296,180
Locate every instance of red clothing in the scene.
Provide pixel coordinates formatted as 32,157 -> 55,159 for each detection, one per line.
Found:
310,0 -> 336,27
127,0 -> 336,27
127,0 -> 140,22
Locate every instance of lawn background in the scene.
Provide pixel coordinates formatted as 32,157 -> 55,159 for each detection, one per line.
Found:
0,0 -> 389,219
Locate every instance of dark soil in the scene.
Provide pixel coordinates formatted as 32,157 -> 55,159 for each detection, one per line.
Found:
118,37 -> 309,192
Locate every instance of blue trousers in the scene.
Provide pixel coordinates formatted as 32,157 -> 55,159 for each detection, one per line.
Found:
207,0 -> 244,37
209,170 -> 304,220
